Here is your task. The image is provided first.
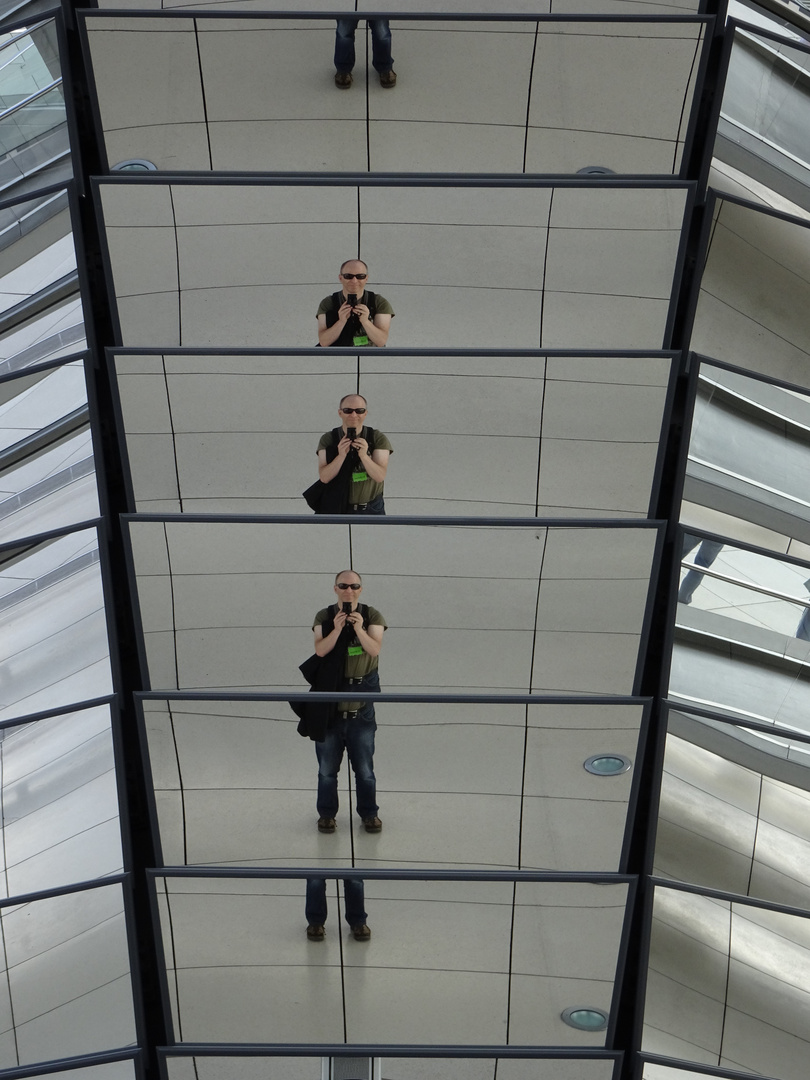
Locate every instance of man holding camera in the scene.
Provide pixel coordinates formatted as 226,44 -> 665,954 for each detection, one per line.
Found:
316,393 -> 392,515
312,569 -> 386,835
317,259 -> 394,347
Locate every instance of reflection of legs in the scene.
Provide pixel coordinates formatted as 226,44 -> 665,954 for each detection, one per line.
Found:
334,19 -> 358,73
678,538 -> 723,605
316,723 -> 346,818
345,706 -> 377,818
796,606 -> 810,641
369,20 -> 394,73
343,878 -> 367,926
306,878 -> 328,925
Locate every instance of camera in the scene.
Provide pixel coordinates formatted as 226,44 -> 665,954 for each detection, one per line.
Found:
347,292 -> 358,306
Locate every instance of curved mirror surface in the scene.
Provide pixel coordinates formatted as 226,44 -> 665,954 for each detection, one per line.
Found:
112,352 -> 672,518
141,696 -> 644,872
126,519 -> 658,696
97,181 -> 689,350
155,875 -> 629,1046
83,16 -> 705,176
163,1055 -> 618,1080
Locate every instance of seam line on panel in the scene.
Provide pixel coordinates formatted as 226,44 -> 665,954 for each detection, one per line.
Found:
193,18 -> 213,171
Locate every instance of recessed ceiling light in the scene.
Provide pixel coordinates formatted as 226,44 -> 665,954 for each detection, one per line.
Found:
561,1006 -> 609,1031
111,159 -> 157,172
576,166 -> 616,175
584,754 -> 632,776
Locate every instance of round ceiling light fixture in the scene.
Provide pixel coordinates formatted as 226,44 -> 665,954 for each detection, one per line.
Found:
561,1006 -> 609,1031
584,754 -> 632,776
576,166 -> 616,175
111,159 -> 157,172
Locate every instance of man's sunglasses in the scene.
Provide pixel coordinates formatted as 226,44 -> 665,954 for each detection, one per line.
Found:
336,582 -> 362,590
341,407 -> 366,414
342,273 -> 367,280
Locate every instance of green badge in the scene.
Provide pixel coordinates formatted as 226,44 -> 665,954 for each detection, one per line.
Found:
352,471 -> 368,483
353,334 -> 370,346
347,645 -> 364,656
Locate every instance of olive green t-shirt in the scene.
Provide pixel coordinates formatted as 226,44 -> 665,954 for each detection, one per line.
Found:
313,604 -> 387,710
317,427 -> 393,506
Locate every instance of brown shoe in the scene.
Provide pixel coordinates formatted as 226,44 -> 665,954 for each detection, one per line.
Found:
363,816 -> 382,832
351,923 -> 371,941
318,817 -> 336,833
307,924 -> 325,941
379,70 -> 397,89
335,71 -> 352,89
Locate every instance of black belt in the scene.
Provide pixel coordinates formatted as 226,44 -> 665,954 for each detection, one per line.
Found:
350,503 -> 368,511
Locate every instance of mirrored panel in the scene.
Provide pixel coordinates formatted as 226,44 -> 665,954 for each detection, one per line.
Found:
154,875 -> 629,1046
691,195 -> 810,389
111,352 -> 673,517
140,696 -> 645,872
0,703 -> 122,898
163,1053 -> 619,1080
683,360 -> 810,549
655,706 -> 810,909
644,885 -> 810,1080
97,181 -> 689,350
0,359 -> 97,543
126,519 -> 659,695
83,15 -> 705,176
9,1062 -> 138,1080
0,881 -> 136,1069
0,296 -> 85,376
0,526 -> 112,722
670,530 -> 810,734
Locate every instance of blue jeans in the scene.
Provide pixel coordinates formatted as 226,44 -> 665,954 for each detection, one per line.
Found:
335,19 -> 394,74
316,670 -> 379,819
350,492 -> 385,515
306,878 -> 367,926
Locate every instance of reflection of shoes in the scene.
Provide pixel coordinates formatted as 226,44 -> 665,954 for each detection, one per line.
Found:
379,69 -> 397,88
363,816 -> 382,832
335,71 -> 353,88
307,924 -> 325,941
351,924 -> 371,940
318,817 -> 336,832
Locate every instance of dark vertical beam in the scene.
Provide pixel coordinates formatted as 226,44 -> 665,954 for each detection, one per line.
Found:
59,0 -> 170,1072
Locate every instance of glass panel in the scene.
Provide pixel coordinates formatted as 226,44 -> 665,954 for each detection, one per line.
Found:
0,297 -> 85,374
0,526 -> 112,722
656,707 -> 810,909
644,886 -> 810,1080
155,876 -> 628,1046
0,882 -> 136,1069
0,703 -> 122,898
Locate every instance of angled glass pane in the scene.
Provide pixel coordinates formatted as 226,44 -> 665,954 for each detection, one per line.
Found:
670,531 -> 810,733
0,703 -> 122,898
684,361 -> 810,548
0,881 -> 136,1069
656,707 -> 810,909
644,886 -> 810,1080
0,526 -> 112,722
